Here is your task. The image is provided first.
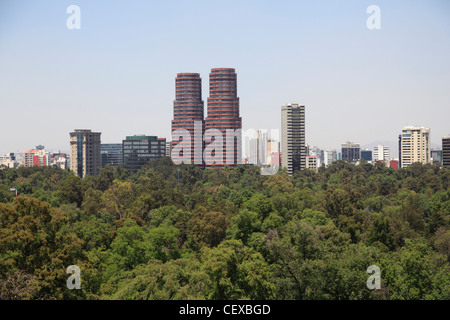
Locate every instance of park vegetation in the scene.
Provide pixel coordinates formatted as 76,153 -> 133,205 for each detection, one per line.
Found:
0,158 -> 449,300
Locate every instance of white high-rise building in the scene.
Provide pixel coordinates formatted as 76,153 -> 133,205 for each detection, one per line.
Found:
373,145 -> 390,162
399,126 -> 431,168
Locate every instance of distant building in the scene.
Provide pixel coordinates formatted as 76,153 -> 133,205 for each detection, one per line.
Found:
309,146 -> 324,167
123,135 -> 166,172
373,145 -> 390,162
324,150 -> 338,167
271,152 -> 281,167
389,160 -> 399,170
443,136 -> 450,168
24,147 -> 49,167
341,142 -> 360,163
266,139 -> 280,166
305,155 -> 318,171
360,149 -> 372,162
101,144 -> 123,168
50,152 -> 68,170
281,103 -> 306,175
165,141 -> 172,157
204,68 -> 242,167
0,153 -> 16,168
431,149 -> 443,166
171,73 -> 204,166
69,129 -> 101,178
399,126 -> 431,168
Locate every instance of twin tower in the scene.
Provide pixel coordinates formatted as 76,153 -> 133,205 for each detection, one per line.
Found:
171,68 -> 242,167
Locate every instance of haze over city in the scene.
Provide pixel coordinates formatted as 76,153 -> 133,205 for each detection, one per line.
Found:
0,0 -> 449,156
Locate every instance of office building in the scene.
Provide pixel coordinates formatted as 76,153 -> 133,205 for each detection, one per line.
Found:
341,142 -> 360,163
360,149 -> 373,162
399,126 -> 431,168
281,103 -> 306,175
171,73 -> 204,166
123,135 -> 166,172
69,129 -> 101,178
443,136 -> 450,168
101,144 -> 123,168
204,68 -> 242,167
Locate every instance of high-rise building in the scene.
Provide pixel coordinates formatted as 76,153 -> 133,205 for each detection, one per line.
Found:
101,144 -> 123,168
204,68 -> 242,167
341,142 -> 360,163
281,103 -> 306,175
122,135 -> 166,172
171,73 -> 204,166
245,129 -> 267,166
360,149 -> 372,162
373,145 -> 390,162
24,147 -> 49,167
442,136 -> 450,168
69,129 -> 101,178
399,126 -> 431,168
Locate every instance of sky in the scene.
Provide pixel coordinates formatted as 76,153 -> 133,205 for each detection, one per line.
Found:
0,0 -> 449,156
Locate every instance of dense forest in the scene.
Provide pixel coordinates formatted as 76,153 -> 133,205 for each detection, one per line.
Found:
0,158 -> 449,300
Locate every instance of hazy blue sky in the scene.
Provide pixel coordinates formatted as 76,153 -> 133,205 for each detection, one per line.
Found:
0,0 -> 449,156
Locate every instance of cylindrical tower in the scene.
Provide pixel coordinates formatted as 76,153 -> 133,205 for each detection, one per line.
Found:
171,73 -> 205,166
205,68 -> 242,167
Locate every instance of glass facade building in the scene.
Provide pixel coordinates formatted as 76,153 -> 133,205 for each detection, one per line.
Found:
360,149 -> 372,162
101,144 -> 123,168
341,142 -> 361,163
122,135 -> 166,172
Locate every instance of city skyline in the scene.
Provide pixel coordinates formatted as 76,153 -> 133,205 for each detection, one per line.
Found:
1,1 -> 450,155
